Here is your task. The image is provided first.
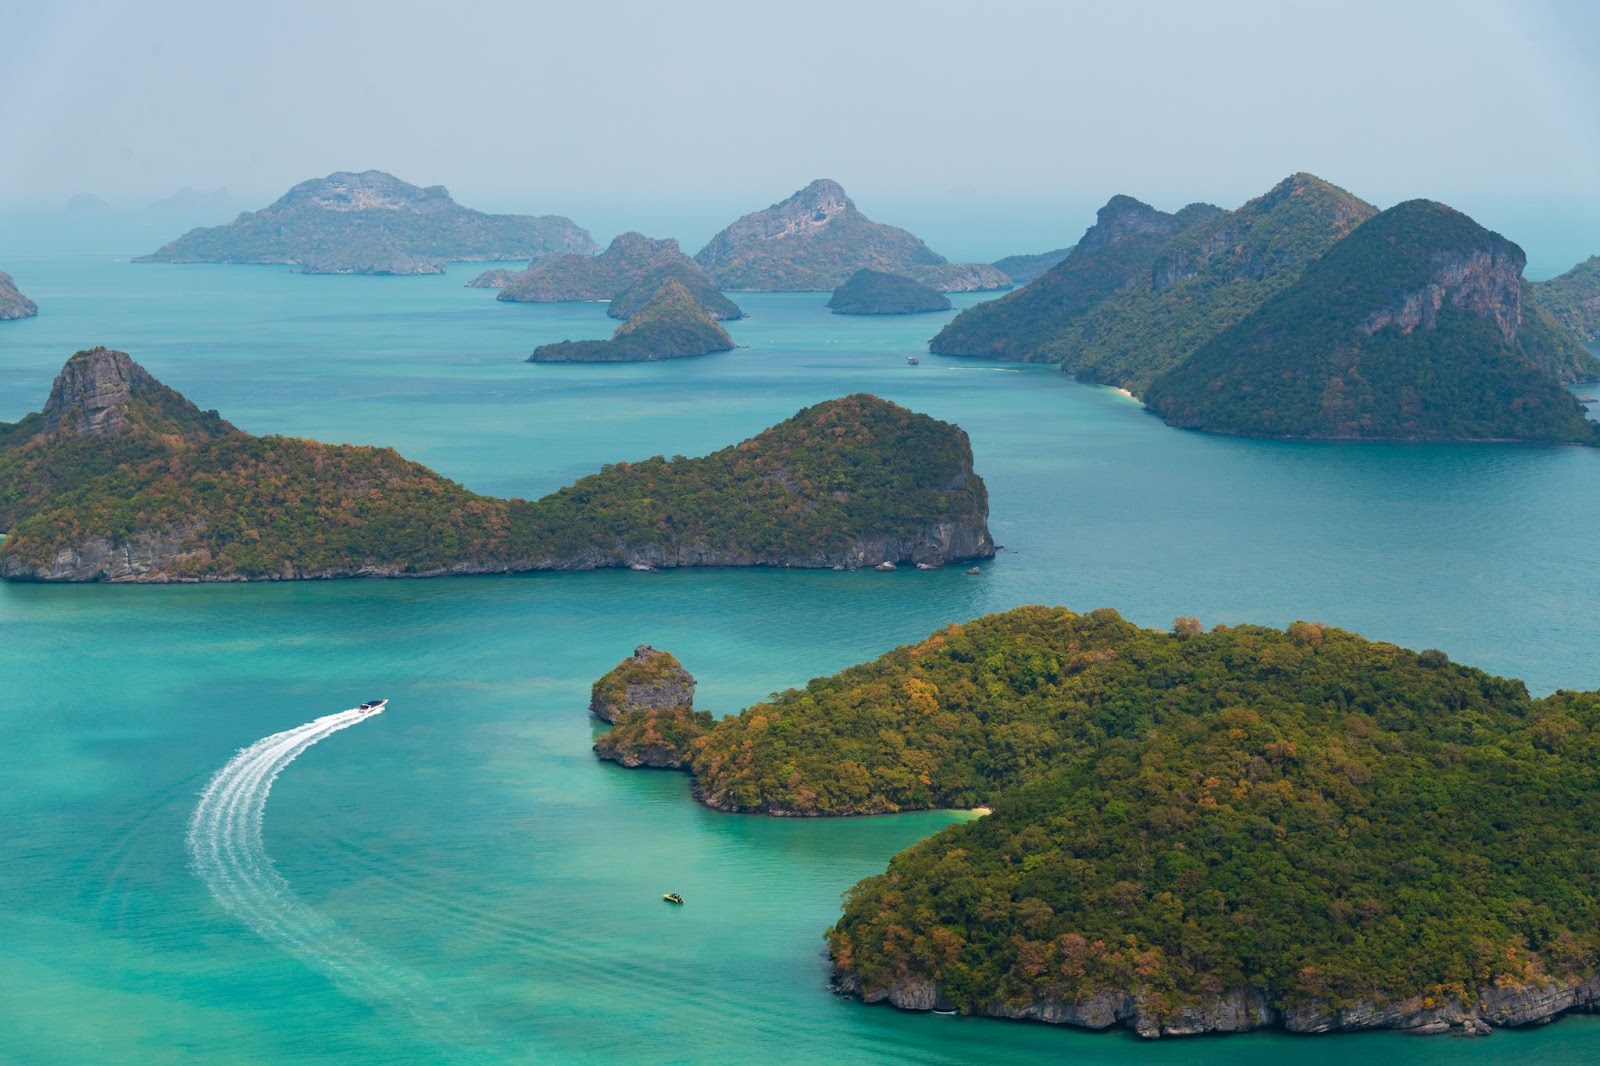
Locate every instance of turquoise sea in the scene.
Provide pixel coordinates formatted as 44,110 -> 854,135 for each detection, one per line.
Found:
2,246 -> 1600,1064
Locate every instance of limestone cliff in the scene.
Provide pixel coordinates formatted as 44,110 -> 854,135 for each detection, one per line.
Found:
589,645 -> 696,723
0,272 -> 38,320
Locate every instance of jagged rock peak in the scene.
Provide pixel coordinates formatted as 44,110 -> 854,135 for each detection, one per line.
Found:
42,348 -> 163,436
1077,195 -> 1185,252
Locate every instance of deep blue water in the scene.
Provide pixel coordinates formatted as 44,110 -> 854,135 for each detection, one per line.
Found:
1,250 -> 1599,1063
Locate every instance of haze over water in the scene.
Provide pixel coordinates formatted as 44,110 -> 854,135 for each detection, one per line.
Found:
2,255 -> 1599,1063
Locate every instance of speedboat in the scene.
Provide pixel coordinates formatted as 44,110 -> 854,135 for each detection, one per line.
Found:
358,698 -> 388,713
906,356 -> 920,365
662,893 -> 684,905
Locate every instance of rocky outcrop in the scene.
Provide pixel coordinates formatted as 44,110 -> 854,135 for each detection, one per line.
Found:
1360,246 -> 1522,345
40,346 -> 227,438
0,271 -> 38,320
589,645 -> 696,723
827,270 -> 951,315
832,971 -> 1600,1039
136,170 -> 595,274
694,179 -> 1007,292
530,279 -> 735,362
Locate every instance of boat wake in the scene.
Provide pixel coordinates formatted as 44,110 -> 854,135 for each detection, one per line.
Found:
187,706 -> 494,1057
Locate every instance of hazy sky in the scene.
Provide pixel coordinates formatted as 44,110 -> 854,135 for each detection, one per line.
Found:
4,0 -> 1598,267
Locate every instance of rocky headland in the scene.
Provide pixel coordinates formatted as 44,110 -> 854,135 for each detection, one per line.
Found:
135,170 -> 596,275
529,279 -> 736,362
0,272 -> 38,320
0,348 -> 993,581
694,179 -> 1010,292
597,604 -> 1600,1038
827,269 -> 951,315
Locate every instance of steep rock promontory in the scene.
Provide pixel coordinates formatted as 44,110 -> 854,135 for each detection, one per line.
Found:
0,350 -> 993,581
601,603 -> 1600,1038
1143,200 -> 1599,441
0,272 -> 38,320
827,270 -> 951,315
695,179 -> 1009,292
1050,173 -> 1377,393
136,170 -> 595,274
589,644 -> 697,723
991,247 -> 1074,286
929,196 -> 1221,362
529,279 -> 736,362
1535,255 -> 1600,344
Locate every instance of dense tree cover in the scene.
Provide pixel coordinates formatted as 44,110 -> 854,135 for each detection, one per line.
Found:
1144,201 -> 1598,442
589,645 -> 696,724
928,197 -> 1219,362
1518,281 -> 1600,383
529,279 -> 735,362
1534,255 -> 1600,344
136,170 -> 593,274
822,607 -> 1600,1023
594,706 -> 713,769
606,261 -> 743,321
827,270 -> 951,315
1052,175 -> 1377,394
0,354 -> 990,579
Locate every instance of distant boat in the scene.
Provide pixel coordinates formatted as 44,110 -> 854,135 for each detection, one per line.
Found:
906,356 -> 920,365
357,698 -> 387,714
663,892 -> 684,905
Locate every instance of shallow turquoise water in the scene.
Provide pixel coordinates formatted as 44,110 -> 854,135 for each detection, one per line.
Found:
2,253 -> 1600,1063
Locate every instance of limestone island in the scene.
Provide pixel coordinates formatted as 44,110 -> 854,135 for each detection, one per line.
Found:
930,172 -> 1599,442
0,272 -> 37,320
0,347 -> 992,581
590,645 -> 708,769
489,232 -> 743,320
529,280 -> 735,362
694,179 -> 1011,292
1536,255 -> 1600,345
827,270 -> 951,315
135,170 -> 596,275
595,604 -> 1600,1039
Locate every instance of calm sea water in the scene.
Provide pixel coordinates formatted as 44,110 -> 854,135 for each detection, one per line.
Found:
2,249 -> 1599,1064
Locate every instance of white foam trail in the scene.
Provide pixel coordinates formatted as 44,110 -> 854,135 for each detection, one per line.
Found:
187,707 -> 496,1058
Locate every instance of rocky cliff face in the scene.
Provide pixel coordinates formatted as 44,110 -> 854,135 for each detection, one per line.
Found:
1360,245 -> 1523,346
694,179 -> 1004,292
589,645 -> 696,723
0,271 -> 37,320
40,346 -> 229,438
831,971 -> 1600,1039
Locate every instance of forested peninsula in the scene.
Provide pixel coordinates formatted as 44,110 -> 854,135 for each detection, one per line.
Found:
597,605 -> 1600,1038
0,348 -> 993,581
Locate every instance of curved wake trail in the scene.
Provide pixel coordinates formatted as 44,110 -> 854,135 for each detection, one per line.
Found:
187,707 -> 499,1059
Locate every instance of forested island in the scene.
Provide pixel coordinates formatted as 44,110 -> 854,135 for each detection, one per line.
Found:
694,179 -> 1011,292
827,270 -> 951,315
0,348 -> 992,581
0,271 -> 37,320
932,173 -> 1600,442
493,232 -> 743,319
596,605 -> 1600,1038
1536,255 -> 1600,343
135,170 -> 596,275
529,280 -> 735,362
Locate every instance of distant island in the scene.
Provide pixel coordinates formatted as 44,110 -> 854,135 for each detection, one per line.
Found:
597,605 -> 1600,1038
0,272 -> 37,320
1144,200 -> 1599,441
529,279 -> 735,362
148,187 -> 231,213
134,170 -> 596,275
932,173 -> 1600,443
827,270 -> 951,315
65,193 -> 111,214
694,179 -> 1011,292
491,232 -> 743,319
0,348 -> 992,581
990,246 -> 1074,286
1535,255 -> 1600,345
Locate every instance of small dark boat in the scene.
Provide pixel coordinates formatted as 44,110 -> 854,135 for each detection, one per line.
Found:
662,892 -> 684,905
906,356 -> 920,365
